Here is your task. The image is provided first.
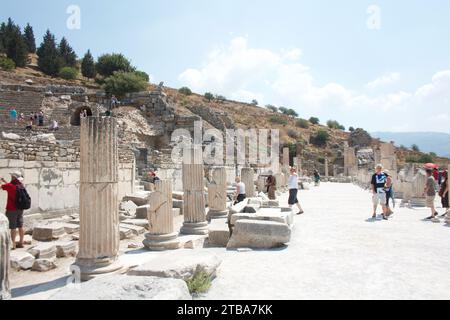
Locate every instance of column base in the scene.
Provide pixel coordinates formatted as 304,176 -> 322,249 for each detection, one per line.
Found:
73,257 -> 123,282
180,221 -> 209,235
207,209 -> 229,222
142,232 -> 181,251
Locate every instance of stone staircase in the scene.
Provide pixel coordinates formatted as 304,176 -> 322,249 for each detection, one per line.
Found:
0,90 -> 45,123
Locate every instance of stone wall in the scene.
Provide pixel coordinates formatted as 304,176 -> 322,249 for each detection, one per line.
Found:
0,159 -> 135,216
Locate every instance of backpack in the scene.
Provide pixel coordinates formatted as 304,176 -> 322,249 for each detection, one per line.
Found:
16,185 -> 31,210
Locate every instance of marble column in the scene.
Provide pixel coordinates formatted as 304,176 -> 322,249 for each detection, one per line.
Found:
143,180 -> 179,250
181,148 -> 208,235
207,167 -> 228,221
241,168 -> 255,198
296,143 -> 303,172
0,214 -> 11,300
257,175 -> 266,193
324,158 -> 329,177
74,117 -> 122,281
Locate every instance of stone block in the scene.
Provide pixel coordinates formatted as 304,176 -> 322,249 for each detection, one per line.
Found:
27,243 -> 56,259
172,191 -> 184,200
128,250 -> 221,281
50,275 -> 191,300
135,205 -> 149,219
122,219 -> 149,229
122,192 -> 152,206
227,220 -> 291,249
119,224 -> 146,236
54,241 -> 77,257
10,251 -> 35,270
32,258 -> 57,272
120,227 -> 134,240
208,218 -> 230,247
32,224 -> 66,241
61,223 -> 79,234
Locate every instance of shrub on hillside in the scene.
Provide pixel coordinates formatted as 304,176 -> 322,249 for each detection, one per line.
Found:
309,117 -> 320,125
0,56 -> 15,71
179,87 -> 192,96
287,129 -> 300,139
296,118 -> 310,129
269,116 -> 288,125
327,120 -> 345,130
58,67 -> 78,80
104,71 -> 148,97
266,104 -> 278,113
311,129 -> 330,147
204,92 -> 214,102
96,53 -> 134,77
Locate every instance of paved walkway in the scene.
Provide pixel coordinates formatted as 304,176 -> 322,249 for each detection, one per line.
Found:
202,182 -> 450,300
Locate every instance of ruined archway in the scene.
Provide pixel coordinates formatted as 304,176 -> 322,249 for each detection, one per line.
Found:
70,106 -> 93,126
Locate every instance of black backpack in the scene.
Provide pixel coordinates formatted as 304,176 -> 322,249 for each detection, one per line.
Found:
16,185 -> 31,210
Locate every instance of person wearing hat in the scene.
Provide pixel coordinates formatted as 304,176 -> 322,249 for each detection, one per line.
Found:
370,164 -> 389,220
265,170 -> 277,200
0,171 -> 25,249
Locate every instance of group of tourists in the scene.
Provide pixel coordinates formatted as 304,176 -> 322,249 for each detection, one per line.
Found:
370,164 -> 449,221
233,167 -> 305,215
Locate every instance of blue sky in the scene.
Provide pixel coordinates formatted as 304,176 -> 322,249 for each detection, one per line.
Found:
3,0 -> 450,133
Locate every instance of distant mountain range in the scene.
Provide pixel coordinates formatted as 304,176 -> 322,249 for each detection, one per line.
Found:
371,132 -> 450,158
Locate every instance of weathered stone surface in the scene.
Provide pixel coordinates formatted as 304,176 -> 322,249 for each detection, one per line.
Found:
119,224 -> 145,236
179,235 -> 208,249
135,205 -> 150,219
1,214 -> 11,300
227,220 -> 291,249
119,201 -> 138,216
262,200 -> 280,207
172,191 -> 184,200
229,199 -> 249,214
128,250 -> 221,281
10,251 -> 35,270
61,223 -> 79,234
1,132 -> 21,140
54,241 -> 77,258
51,275 -> 191,300
230,209 -> 293,226
243,205 -> 259,214
27,243 -> 56,259
32,224 -> 66,241
208,218 -> 230,247
172,208 -> 181,216
122,192 -> 152,207
32,258 -> 57,272
122,219 -> 149,229
120,228 -> 134,240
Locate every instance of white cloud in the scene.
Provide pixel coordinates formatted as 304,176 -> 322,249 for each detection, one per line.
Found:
178,37 -> 450,133
366,73 -> 400,89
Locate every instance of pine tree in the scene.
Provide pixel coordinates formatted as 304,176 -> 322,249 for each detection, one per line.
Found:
2,18 -> 28,68
37,30 -> 62,76
58,37 -> 77,68
0,22 -> 6,53
23,23 -> 36,53
81,49 -> 96,79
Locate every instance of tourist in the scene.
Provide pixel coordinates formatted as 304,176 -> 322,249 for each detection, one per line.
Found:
18,112 -> 25,123
38,111 -> 44,126
33,112 -> 38,124
110,95 -> 119,110
423,169 -> 438,220
9,108 -> 17,125
438,171 -> 449,217
48,120 -> 59,131
384,170 -> 394,217
265,171 -> 277,200
233,177 -> 246,205
370,164 -> 389,220
288,167 -> 304,215
0,171 -> 26,250
313,169 -> 321,186
25,120 -> 33,131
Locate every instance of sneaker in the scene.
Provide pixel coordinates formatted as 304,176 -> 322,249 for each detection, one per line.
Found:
297,210 -> 304,215
425,216 -> 433,220
382,216 -> 388,220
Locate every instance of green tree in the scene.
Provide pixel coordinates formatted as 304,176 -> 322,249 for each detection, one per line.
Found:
251,99 -> 258,106
311,130 -> 330,147
279,107 -> 288,115
134,70 -> 150,82
23,23 -> 36,53
37,30 -> 62,76
58,66 -> 79,80
81,49 -> 96,79
309,117 -> 319,125
0,56 -> 15,71
418,154 -> 433,163
204,92 -> 214,102
349,126 -> 355,132
411,144 -> 420,152
179,87 -> 192,95
96,53 -> 134,77
58,37 -> 77,67
0,22 -> 6,53
1,18 -> 28,68
104,71 -> 148,97
286,109 -> 298,118
265,104 -> 278,113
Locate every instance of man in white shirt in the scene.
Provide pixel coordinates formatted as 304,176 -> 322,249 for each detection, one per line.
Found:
234,176 -> 246,205
288,167 -> 304,215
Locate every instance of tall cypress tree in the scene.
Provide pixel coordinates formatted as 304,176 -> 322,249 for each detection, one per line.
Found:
37,30 -> 62,76
3,18 -> 28,68
81,49 -> 96,79
0,22 -> 6,53
23,23 -> 36,53
58,37 -> 77,68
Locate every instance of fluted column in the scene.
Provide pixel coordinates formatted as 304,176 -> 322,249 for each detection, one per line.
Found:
143,180 -> 180,250
181,148 -> 208,235
207,167 -> 228,221
0,214 -> 11,300
241,168 -> 255,198
74,117 -> 122,281
324,158 -> 329,177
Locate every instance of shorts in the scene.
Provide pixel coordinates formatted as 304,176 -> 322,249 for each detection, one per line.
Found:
426,196 -> 435,208
6,210 -> 24,229
234,194 -> 246,205
288,189 -> 299,205
372,193 -> 387,207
